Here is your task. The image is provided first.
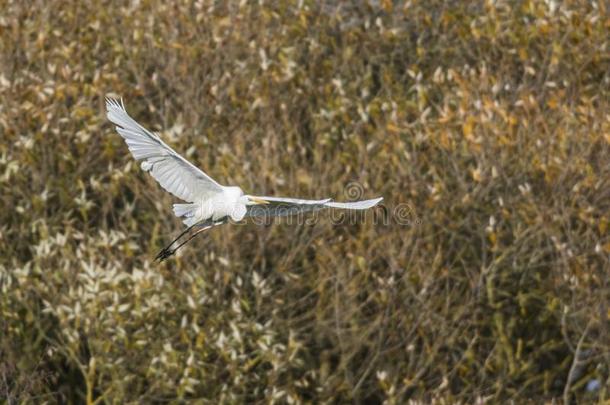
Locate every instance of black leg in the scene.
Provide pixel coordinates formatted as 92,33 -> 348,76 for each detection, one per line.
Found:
154,217 -> 229,262
155,221 -> 204,262
155,225 -> 213,262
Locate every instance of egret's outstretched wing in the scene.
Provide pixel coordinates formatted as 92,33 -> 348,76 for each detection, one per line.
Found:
106,98 -> 224,202
324,198 -> 383,209
245,195 -> 383,218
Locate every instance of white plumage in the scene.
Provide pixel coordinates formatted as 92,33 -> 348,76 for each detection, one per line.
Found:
106,98 -> 383,259
106,98 -> 223,203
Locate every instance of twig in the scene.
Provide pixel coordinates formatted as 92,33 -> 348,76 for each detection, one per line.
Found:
563,321 -> 592,405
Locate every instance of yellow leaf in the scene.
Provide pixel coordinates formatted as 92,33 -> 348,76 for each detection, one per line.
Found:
386,123 -> 401,133
381,0 -> 393,12
462,116 -> 475,139
488,232 -> 497,246
471,167 -> 482,182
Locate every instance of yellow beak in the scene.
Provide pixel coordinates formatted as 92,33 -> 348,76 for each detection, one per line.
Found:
248,196 -> 270,205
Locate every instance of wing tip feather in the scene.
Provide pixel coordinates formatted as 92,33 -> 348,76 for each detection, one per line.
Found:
324,196 -> 384,210
105,97 -> 125,111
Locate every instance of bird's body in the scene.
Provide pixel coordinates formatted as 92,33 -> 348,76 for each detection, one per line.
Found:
105,98 -> 383,260
173,186 -> 246,226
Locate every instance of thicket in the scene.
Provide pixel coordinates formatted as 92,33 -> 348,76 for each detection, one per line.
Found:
1,0 -> 608,403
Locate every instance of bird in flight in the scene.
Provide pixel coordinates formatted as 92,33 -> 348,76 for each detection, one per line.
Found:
106,98 -> 383,261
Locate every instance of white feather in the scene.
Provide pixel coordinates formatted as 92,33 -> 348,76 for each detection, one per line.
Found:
244,196 -> 383,218
324,198 -> 383,210
106,98 -> 223,203
107,98 -> 383,232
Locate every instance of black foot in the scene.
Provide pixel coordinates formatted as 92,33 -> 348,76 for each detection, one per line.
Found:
155,247 -> 175,262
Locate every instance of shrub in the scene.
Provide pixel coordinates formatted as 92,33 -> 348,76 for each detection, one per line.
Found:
1,0 -> 608,403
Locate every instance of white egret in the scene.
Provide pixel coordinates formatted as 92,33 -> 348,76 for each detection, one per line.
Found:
105,98 -> 383,260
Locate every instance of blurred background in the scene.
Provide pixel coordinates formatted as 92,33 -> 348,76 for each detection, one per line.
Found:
1,0 -> 609,403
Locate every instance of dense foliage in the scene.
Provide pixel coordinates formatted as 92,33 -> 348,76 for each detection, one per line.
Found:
1,0 -> 608,403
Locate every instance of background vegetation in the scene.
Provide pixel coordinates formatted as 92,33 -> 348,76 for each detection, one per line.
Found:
1,0 -> 609,403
